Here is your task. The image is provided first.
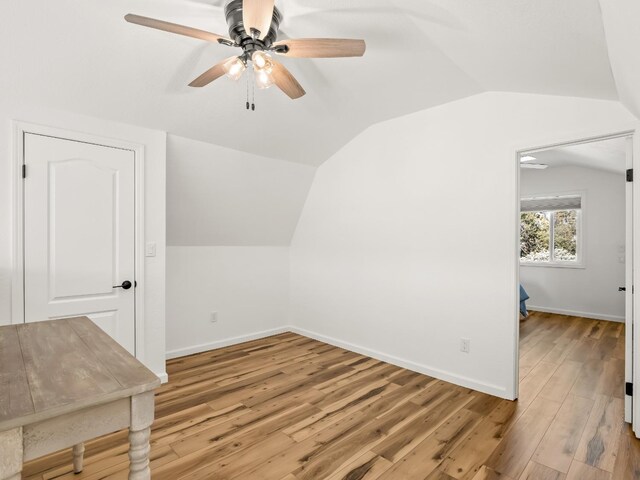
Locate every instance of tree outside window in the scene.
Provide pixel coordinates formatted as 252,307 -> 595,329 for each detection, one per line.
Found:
520,209 -> 579,264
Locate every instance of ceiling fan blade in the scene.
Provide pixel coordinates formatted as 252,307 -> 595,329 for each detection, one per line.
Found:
125,14 -> 233,44
242,0 -> 275,40
189,56 -> 238,87
271,61 -> 306,99
273,38 -> 366,58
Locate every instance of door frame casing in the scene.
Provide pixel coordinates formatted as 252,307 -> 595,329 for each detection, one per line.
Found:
511,125 -> 640,433
11,121 -> 147,361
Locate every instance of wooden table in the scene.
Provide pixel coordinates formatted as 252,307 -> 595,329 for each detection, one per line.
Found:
0,317 -> 160,480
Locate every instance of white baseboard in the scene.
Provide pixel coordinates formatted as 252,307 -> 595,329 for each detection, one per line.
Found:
165,326 -> 291,360
155,371 -> 169,384
164,325 -> 510,399
288,326 -> 509,399
527,305 -> 624,323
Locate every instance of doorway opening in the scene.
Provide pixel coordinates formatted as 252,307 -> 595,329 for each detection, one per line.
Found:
515,133 -> 636,445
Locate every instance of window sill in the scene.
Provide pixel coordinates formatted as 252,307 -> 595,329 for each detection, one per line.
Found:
520,262 -> 585,270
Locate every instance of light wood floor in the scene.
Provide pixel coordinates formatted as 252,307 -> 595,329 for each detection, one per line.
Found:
23,311 -> 640,479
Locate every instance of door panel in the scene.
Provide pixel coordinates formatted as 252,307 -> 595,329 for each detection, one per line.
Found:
24,133 -> 136,354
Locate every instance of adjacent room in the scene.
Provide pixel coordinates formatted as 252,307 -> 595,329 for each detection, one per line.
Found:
1,1 -> 640,480
517,137 -> 632,476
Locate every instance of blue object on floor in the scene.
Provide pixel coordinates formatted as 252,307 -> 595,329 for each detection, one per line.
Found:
520,284 -> 530,317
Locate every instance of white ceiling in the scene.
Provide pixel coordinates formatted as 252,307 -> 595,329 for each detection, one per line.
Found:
599,0 -> 640,120
1,0 -> 619,166
525,136 -> 628,174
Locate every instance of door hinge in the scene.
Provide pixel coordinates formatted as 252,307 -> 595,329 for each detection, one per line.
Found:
626,382 -> 633,396
22,164 -> 26,179
627,168 -> 633,182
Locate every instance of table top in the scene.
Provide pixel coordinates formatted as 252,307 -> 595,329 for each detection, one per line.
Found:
0,317 -> 160,431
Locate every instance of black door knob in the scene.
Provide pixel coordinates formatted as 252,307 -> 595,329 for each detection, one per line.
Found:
113,280 -> 133,290
619,287 -> 626,292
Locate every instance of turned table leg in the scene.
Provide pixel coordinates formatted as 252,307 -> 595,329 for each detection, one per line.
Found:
0,428 -> 23,480
128,392 -> 154,480
73,443 -> 85,473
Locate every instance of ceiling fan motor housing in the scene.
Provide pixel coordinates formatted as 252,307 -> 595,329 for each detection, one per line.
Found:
225,0 -> 282,56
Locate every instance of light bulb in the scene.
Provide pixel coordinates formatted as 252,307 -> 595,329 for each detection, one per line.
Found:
254,69 -> 274,89
223,57 -> 246,81
252,51 -> 273,73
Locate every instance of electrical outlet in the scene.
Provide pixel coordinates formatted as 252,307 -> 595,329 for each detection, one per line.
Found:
460,338 -> 470,353
211,312 -> 218,323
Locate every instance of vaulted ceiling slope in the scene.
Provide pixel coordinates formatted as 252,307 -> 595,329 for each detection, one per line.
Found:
0,0 -> 622,166
599,0 -> 640,120
167,135 -> 315,246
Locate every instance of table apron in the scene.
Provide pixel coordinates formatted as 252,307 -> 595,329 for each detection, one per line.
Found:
23,398 -> 131,461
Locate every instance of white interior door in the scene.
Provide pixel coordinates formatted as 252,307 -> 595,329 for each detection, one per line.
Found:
626,135 -> 634,425
23,133 -> 136,354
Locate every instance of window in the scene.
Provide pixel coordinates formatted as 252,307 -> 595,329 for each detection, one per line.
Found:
520,195 -> 582,266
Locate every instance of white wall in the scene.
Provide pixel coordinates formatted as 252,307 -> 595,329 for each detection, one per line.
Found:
166,246 -> 290,358
0,100 -> 167,379
165,135 -> 315,357
520,166 -> 626,321
290,92 -> 637,399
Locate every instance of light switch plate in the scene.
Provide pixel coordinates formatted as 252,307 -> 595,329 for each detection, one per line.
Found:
145,242 -> 156,257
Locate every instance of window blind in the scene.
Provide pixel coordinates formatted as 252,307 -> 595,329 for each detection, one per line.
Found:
521,195 -> 581,213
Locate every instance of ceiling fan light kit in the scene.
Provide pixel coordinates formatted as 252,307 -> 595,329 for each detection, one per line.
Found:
125,0 -> 366,106
223,56 -> 247,81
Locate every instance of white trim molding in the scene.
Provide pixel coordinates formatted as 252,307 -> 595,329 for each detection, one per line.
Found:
164,325 -> 510,399
527,306 -> 624,323
165,327 -> 292,360
288,326 -> 509,399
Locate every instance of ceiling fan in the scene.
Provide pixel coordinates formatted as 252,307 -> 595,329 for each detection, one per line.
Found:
125,0 -> 366,100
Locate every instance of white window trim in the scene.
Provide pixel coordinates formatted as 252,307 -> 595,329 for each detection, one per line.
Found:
520,191 -> 586,269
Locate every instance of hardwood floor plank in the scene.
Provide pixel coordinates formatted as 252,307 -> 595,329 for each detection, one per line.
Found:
22,316 -> 639,480
238,408 -> 376,479
595,359 -> 625,399
518,361 -> 558,409
295,401 -> 434,480
611,425 -> 640,479
425,470 -> 458,480
541,338 -> 579,366
575,395 -> 625,472
565,461 -> 611,480
170,401 -> 320,457
537,360 -> 583,403
519,341 -> 556,378
570,359 -> 606,400
533,394 -> 593,473
518,461 -> 565,480
470,465 -> 514,480
372,388 -> 477,464
376,408 -> 482,480
439,400 -> 519,479
324,451 -> 393,480
484,396 -> 562,478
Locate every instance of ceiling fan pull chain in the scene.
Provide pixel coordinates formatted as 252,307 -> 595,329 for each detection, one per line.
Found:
252,71 -> 256,111
246,74 -> 250,110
